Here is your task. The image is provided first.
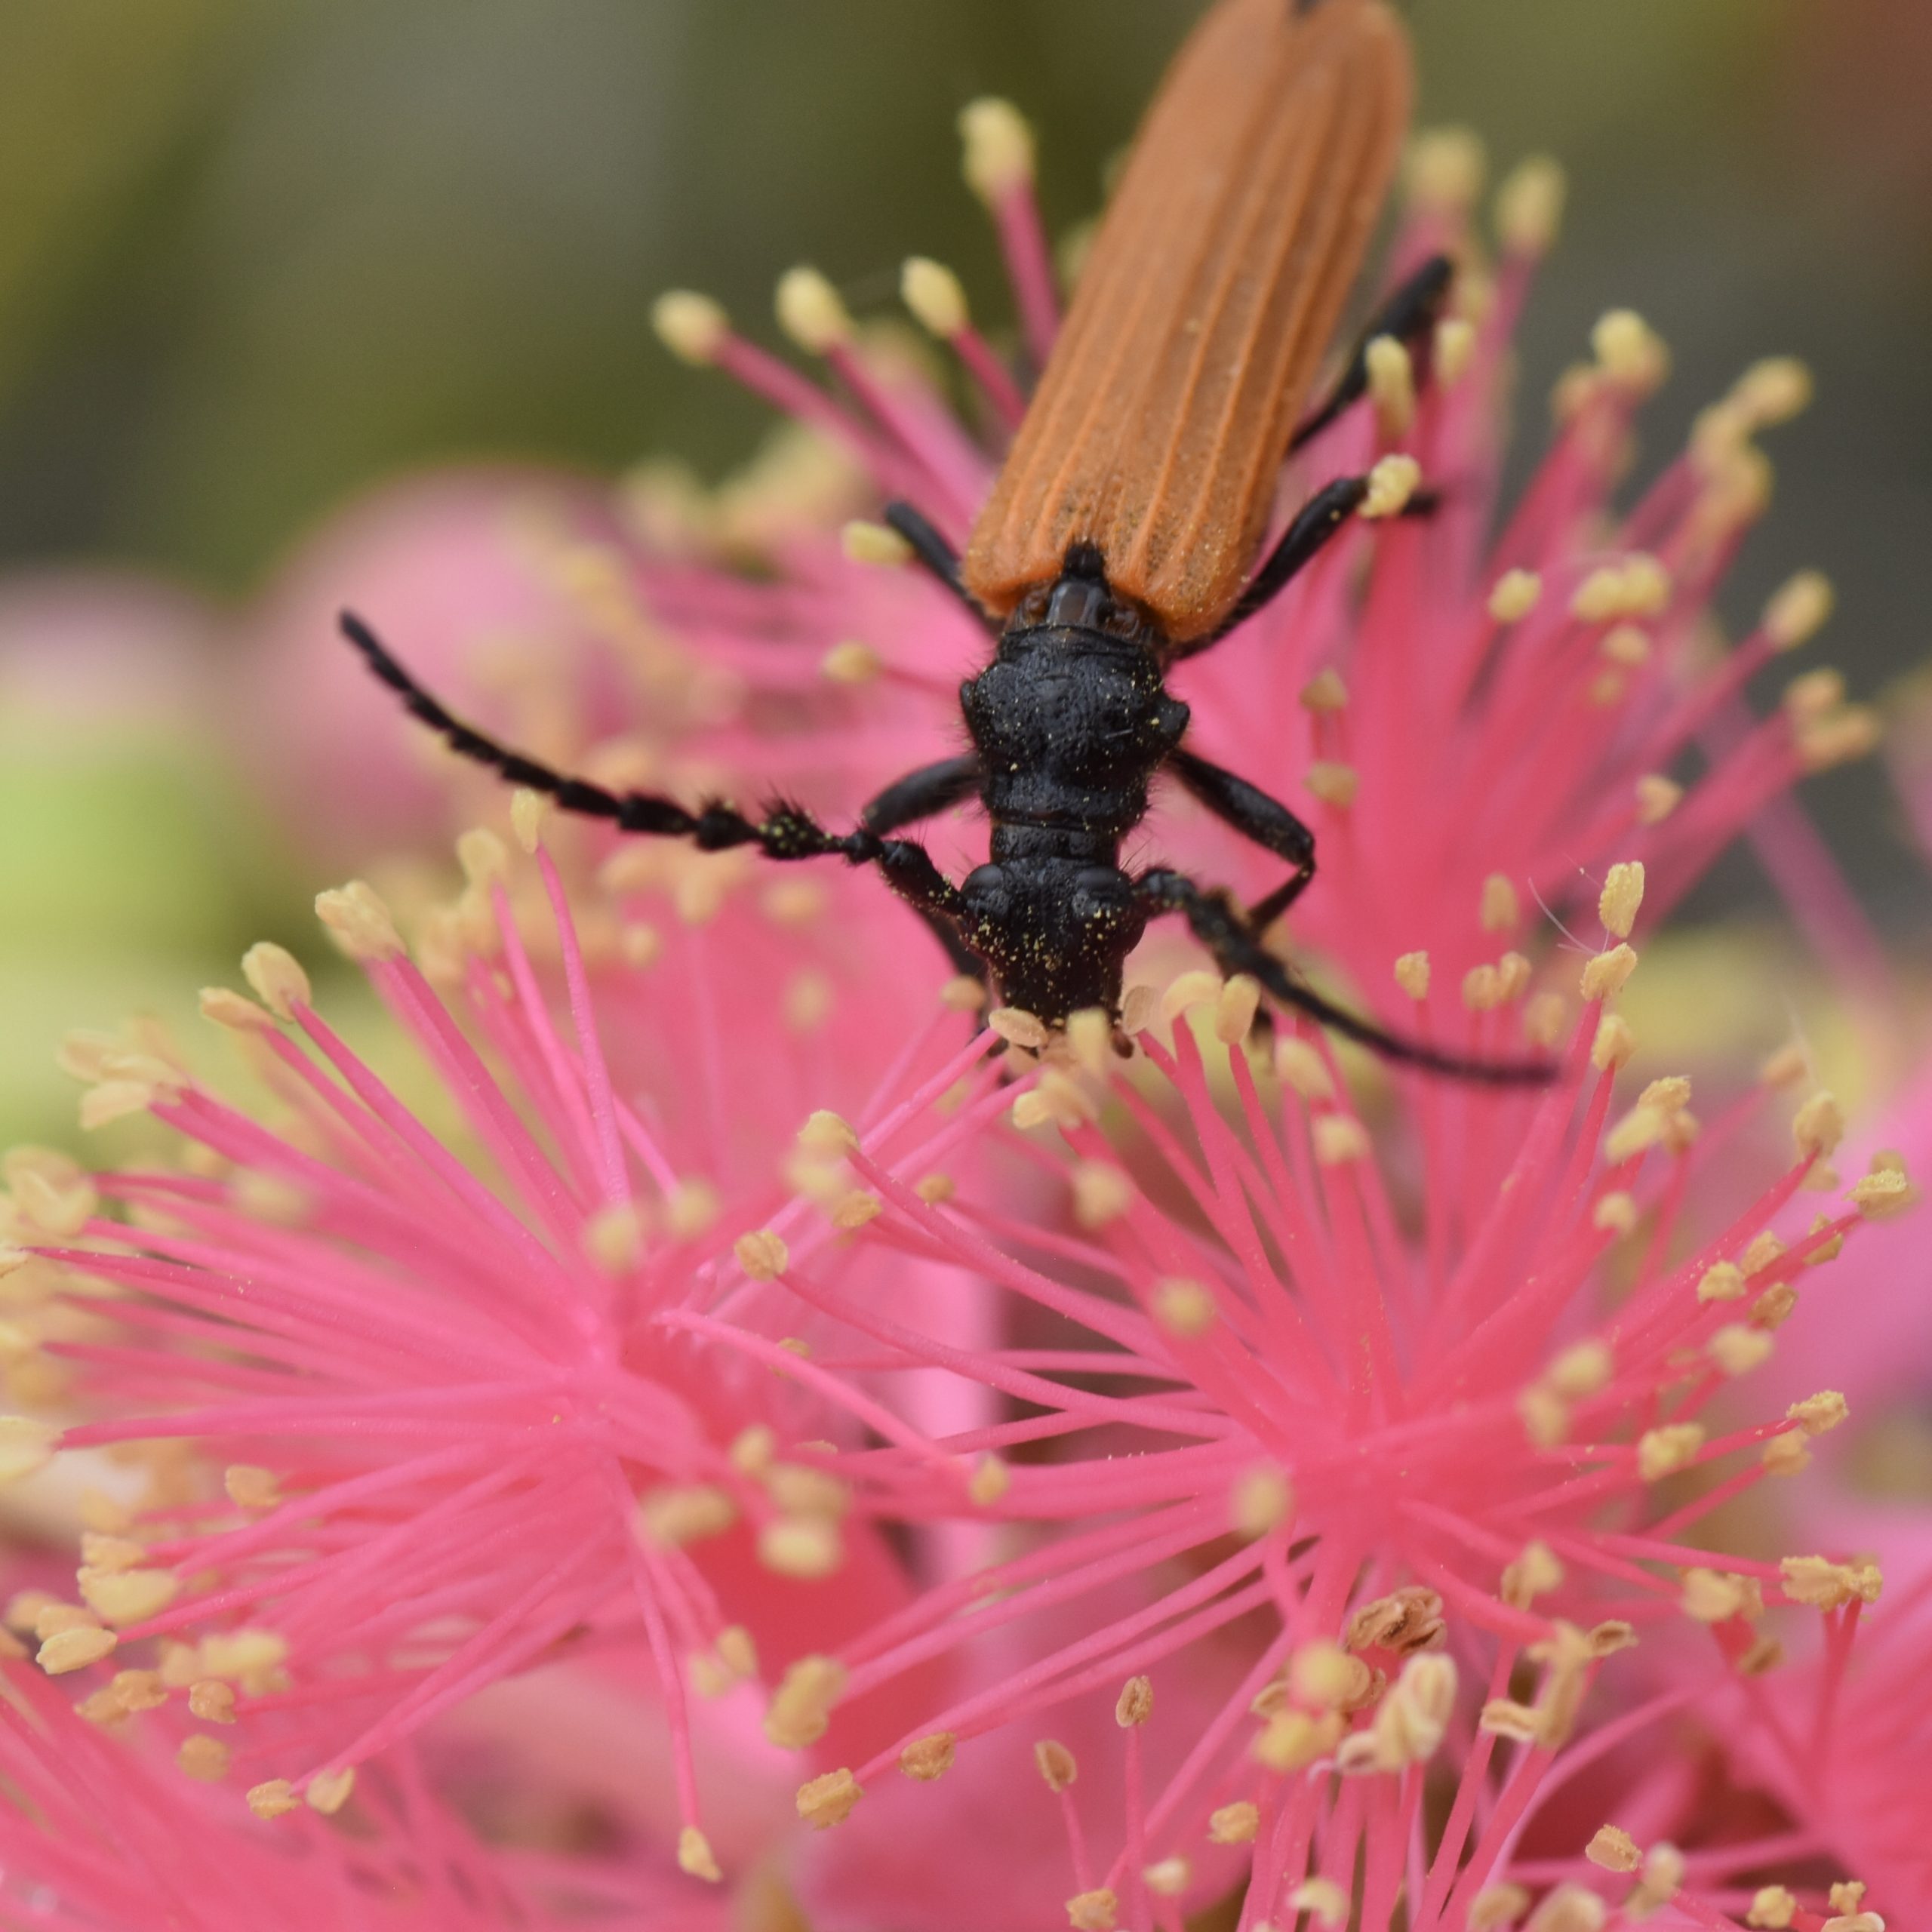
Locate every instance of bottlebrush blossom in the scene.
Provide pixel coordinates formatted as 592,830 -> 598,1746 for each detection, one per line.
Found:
5,845 -> 1002,1880
0,1654 -> 678,1931
0,89 -> 1915,1932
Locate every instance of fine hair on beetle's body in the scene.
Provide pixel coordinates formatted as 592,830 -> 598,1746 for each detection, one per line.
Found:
343,0 -> 1553,1085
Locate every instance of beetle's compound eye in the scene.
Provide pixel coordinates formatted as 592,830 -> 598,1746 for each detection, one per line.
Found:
1101,601 -> 1140,640
1020,586 -> 1052,624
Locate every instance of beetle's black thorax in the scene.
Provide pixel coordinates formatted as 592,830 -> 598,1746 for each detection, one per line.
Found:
961,568 -> 1189,865
953,562 -> 1189,1020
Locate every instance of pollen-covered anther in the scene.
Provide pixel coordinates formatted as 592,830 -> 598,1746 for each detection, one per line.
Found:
1288,1878 -> 1350,1928
1347,1586 -> 1445,1657
37,1625 -> 115,1675
1580,943 -> 1638,1004
247,1779 -> 299,1820
0,1416 -> 57,1485
315,881 -> 404,962
1780,1553 -> 1882,1609
1208,1799 -> 1260,1845
796,1767 -> 862,1830
1312,1115 -> 1370,1166
1254,1707 -> 1343,1773
1764,568 -> 1833,651
1789,1389 -> 1849,1437
1215,974 -> 1261,1045
797,1109 -> 858,1158
1366,335 -> 1416,438
1599,625 -> 1651,671
1360,454 -> 1422,519
1593,309 -> 1671,392
1501,1540 -> 1564,1610
236,942 -> 312,1021
940,974 -> 988,1014
1635,774 -> 1682,825
1115,1674 -> 1154,1727
1469,1884 -> 1532,1932
5,1149 -> 97,1237
1529,1884 -> 1613,1931
1488,569 -> 1543,622
1797,703 -> 1881,773
1152,1277 -> 1217,1339
1744,1890 -> 1798,1931
1065,1888 -> 1119,1932
1595,861 -> 1645,940
841,519 -> 913,568
775,266 -> 853,355
1346,1653 -> 1457,1771
1549,1339 -> 1614,1400
967,1454 -> 1009,1506
900,256 -> 968,338
1586,1825 -> 1641,1874
1733,354 -> 1814,426
1300,667 -> 1349,712
1478,873 -> 1520,933
1229,1464 -> 1293,1541
1681,1567 -> 1749,1623
734,1229 -> 789,1282
1033,1738 -> 1078,1792
1709,1323 -> 1774,1377
1142,977 -> 1226,1042
1406,126 -> 1486,213
653,290 -> 729,365
1588,1191 -> 1637,1239
1392,950 -> 1431,1001
828,1190 -> 882,1232
758,1515 -> 842,1579
1518,1385 -> 1571,1449
959,97 -> 1035,202
1637,1423 -> 1704,1481
76,1565 -> 177,1628
1497,153 -> 1566,255
305,1766 -> 355,1815
1289,1640 -> 1371,1714
819,639 -> 882,685
1849,1158 -> 1915,1220
675,1826 -> 722,1883
1693,1260 -> 1746,1304
1820,1915 -> 1884,1932
1273,1036 -> 1335,1103
1069,1161 -> 1134,1229
765,1655 -> 847,1749
1434,314 -> 1477,385
638,1485 -> 737,1549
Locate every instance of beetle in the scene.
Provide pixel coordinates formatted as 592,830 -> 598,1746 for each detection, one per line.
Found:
343,0 -> 1549,1082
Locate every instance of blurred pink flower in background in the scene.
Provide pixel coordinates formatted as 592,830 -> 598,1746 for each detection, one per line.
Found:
0,72 -> 1922,1932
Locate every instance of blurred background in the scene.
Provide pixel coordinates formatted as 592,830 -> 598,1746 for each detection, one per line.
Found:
1,0 -> 1927,1147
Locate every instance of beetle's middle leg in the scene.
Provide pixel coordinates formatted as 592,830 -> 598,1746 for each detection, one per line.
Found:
1167,746 -> 1315,933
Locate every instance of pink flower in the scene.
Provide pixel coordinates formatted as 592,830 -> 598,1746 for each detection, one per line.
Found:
0,76 -> 1915,1932
0,1654 -> 666,1930
18,850 -> 992,1873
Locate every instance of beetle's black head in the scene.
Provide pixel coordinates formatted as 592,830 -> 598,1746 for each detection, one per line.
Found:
1003,543 -> 1161,648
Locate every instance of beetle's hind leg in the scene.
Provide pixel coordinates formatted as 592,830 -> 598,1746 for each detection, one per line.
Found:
342,610 -> 970,923
1134,866 -> 1553,1086
860,753 -> 988,983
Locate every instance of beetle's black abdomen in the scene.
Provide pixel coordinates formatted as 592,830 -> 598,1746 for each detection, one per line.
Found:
958,580 -> 1187,1019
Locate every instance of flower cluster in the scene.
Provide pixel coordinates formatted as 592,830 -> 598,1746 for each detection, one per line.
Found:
0,88 -> 1921,1932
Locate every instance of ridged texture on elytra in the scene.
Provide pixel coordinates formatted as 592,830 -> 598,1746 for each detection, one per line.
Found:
961,0 -> 1413,641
